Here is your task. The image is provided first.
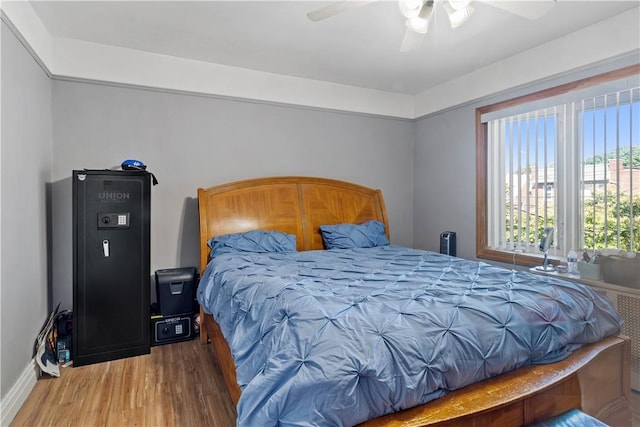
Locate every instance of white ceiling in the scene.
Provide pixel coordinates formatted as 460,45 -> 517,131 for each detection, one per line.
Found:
28,0 -> 640,95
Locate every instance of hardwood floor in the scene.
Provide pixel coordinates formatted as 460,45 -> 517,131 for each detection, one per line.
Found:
11,339 -> 236,427
11,338 -> 640,426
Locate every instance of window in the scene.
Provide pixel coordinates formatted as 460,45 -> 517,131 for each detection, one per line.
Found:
476,65 -> 640,266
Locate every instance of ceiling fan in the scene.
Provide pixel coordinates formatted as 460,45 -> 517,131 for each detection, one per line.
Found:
307,0 -> 556,52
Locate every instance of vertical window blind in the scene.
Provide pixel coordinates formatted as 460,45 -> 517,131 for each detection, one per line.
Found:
485,85 -> 640,257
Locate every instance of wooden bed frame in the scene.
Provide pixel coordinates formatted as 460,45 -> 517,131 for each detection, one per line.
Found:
197,176 -> 631,426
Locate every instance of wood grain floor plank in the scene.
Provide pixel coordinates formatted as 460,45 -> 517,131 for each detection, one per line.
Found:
11,339 -> 236,427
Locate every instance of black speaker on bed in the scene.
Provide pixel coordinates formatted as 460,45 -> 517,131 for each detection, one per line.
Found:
440,231 -> 457,257
72,169 -> 151,366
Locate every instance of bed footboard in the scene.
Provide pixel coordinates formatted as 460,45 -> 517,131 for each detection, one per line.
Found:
201,308 -> 630,427
361,335 -> 631,426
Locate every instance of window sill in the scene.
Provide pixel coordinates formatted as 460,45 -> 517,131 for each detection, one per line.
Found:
476,247 -> 563,269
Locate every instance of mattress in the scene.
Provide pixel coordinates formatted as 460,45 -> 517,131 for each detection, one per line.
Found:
197,246 -> 623,427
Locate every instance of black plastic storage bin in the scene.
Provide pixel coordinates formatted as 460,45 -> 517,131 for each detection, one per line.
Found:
155,267 -> 197,316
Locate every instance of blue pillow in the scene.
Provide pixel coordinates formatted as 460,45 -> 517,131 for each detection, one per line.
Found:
319,220 -> 389,249
208,230 -> 296,257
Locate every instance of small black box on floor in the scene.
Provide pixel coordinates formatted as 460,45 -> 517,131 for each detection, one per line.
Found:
155,267 -> 197,316
151,314 -> 194,346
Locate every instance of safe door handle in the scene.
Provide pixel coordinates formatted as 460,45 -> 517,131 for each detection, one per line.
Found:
103,239 -> 110,257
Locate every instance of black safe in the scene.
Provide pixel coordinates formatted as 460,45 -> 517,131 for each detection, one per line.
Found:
151,315 -> 193,346
72,170 -> 151,366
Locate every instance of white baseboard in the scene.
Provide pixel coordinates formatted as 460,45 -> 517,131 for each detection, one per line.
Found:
0,358 -> 37,427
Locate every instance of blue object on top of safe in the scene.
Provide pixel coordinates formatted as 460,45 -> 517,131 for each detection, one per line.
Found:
121,159 -> 146,170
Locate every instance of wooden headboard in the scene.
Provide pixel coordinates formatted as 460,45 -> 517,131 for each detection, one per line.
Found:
197,176 -> 389,273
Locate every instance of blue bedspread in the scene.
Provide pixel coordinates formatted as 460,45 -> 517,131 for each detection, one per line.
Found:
197,246 -> 623,427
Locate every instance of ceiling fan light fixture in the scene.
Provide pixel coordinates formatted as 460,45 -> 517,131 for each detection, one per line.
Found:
405,1 -> 434,34
405,16 -> 429,34
398,0 -> 424,18
443,1 -> 473,28
447,0 -> 471,11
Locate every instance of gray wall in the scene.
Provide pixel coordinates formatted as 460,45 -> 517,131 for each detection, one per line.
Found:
413,106 -> 477,258
51,80 -> 415,310
1,22 -> 53,398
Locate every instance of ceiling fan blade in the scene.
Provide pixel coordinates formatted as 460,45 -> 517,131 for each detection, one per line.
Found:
306,1 -> 375,22
400,28 -> 425,52
480,0 -> 556,20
